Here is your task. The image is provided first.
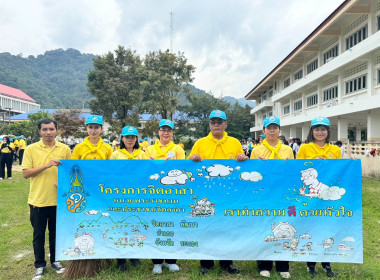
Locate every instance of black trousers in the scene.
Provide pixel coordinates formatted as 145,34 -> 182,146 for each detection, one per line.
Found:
257,260 -> 289,272
29,205 -> 57,268
152,259 -> 177,264
200,260 -> 232,269
0,154 -> 12,178
19,149 -> 24,165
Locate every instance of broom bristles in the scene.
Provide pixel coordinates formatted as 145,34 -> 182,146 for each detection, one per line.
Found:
63,259 -> 112,279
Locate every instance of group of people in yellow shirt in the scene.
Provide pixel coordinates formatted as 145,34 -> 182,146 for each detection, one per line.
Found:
0,135 -> 27,180
22,110 -> 341,280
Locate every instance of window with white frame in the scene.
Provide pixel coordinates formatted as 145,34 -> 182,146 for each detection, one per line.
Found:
377,68 -> 380,84
307,94 -> 318,107
378,16 -> 380,31
323,45 -> 338,64
346,25 -> 367,50
294,69 -> 303,81
307,59 -> 318,74
284,78 -> 290,88
294,100 -> 302,111
323,86 -> 338,102
345,74 -> 366,95
262,91 -> 267,101
283,104 -> 290,115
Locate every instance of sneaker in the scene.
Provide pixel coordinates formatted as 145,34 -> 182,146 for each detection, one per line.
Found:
200,266 -> 209,275
51,262 -> 65,274
307,265 -> 316,277
223,264 -> 240,274
8,177 -> 12,180
0,178 -> 3,180
32,267 -> 45,280
322,265 -> 336,277
130,259 -> 141,267
260,270 -> 271,277
153,264 -> 162,274
280,271 -> 291,279
164,262 -> 179,272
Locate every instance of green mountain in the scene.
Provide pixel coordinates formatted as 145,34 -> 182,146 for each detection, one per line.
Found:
0,49 -> 254,109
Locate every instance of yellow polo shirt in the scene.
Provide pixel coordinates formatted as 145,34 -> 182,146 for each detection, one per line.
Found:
142,140 -> 149,151
72,139 -> 112,159
14,139 -> 19,148
250,143 -> 294,159
188,132 -> 244,159
22,140 -> 71,207
111,149 -> 145,159
18,139 -> 26,150
144,141 -> 185,160
296,143 -> 342,159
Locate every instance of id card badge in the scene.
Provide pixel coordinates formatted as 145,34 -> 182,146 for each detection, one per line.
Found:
167,152 -> 175,158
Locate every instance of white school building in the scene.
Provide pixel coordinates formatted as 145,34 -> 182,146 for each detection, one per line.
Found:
245,0 -> 380,176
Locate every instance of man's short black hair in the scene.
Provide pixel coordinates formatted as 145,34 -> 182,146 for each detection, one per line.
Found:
38,118 -> 58,130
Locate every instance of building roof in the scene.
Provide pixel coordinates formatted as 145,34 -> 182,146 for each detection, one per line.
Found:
0,83 -> 36,103
245,0 -> 352,99
10,109 -> 91,121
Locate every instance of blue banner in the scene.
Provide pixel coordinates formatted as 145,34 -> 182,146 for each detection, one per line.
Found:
56,159 -> 363,263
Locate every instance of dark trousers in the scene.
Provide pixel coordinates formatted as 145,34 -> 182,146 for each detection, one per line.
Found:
19,149 -> 24,165
29,205 -> 57,268
0,154 -> 12,178
152,259 -> 177,264
307,261 -> 330,268
200,260 -> 232,269
257,260 -> 289,272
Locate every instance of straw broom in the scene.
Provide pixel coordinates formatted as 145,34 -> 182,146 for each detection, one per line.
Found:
63,259 -> 112,279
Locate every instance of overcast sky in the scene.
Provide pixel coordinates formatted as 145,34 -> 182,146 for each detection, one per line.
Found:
0,0 -> 345,99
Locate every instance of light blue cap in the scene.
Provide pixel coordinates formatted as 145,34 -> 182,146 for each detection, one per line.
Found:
159,119 -> 174,129
139,139 -> 143,142
311,116 -> 330,127
248,137 -> 252,141
263,116 -> 280,127
144,137 -> 148,140
259,134 -> 266,139
121,126 -> 138,136
209,110 -> 227,120
85,115 -> 103,125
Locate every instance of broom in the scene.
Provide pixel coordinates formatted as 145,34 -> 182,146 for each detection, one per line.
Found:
63,259 -> 112,279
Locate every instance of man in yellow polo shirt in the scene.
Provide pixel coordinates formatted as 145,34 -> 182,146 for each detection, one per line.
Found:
188,109 -> 247,275
18,135 -> 26,165
142,137 -> 149,151
22,119 -> 71,280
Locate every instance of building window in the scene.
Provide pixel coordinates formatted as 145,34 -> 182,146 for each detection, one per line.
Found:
345,74 -> 366,95
307,94 -> 318,107
346,25 -> 367,50
283,104 -> 290,115
378,16 -> 380,31
307,59 -> 318,74
284,78 -> 290,88
323,45 -> 338,64
323,86 -> 338,102
294,100 -> 302,111
294,69 -> 303,81
262,91 -> 267,101
378,69 -> 380,84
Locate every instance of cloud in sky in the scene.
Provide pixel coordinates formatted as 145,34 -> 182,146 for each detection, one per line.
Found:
0,0 -> 344,98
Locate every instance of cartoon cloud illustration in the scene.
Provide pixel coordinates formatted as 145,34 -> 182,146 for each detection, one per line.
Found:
160,169 -> 195,185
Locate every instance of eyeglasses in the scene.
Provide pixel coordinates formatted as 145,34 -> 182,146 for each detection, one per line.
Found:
209,119 -> 225,125
159,128 -> 173,133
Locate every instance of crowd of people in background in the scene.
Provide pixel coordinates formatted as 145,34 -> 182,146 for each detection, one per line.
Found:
3,111 -> 354,280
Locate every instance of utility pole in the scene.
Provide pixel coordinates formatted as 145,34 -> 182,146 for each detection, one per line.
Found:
170,12 -> 174,52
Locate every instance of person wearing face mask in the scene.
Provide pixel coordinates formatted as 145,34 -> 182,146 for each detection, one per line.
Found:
188,109 -> 248,275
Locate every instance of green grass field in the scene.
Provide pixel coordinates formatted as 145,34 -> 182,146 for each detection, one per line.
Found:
0,172 -> 379,280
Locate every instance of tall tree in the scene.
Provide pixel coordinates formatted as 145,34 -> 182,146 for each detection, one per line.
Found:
87,46 -> 144,131
141,50 -> 195,120
52,109 -> 85,138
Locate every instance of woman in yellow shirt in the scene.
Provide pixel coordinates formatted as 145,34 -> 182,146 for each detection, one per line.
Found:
250,116 -> 293,279
144,119 -> 184,274
111,126 -> 144,270
65,115 -> 112,279
0,136 -> 13,180
296,116 -> 340,278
